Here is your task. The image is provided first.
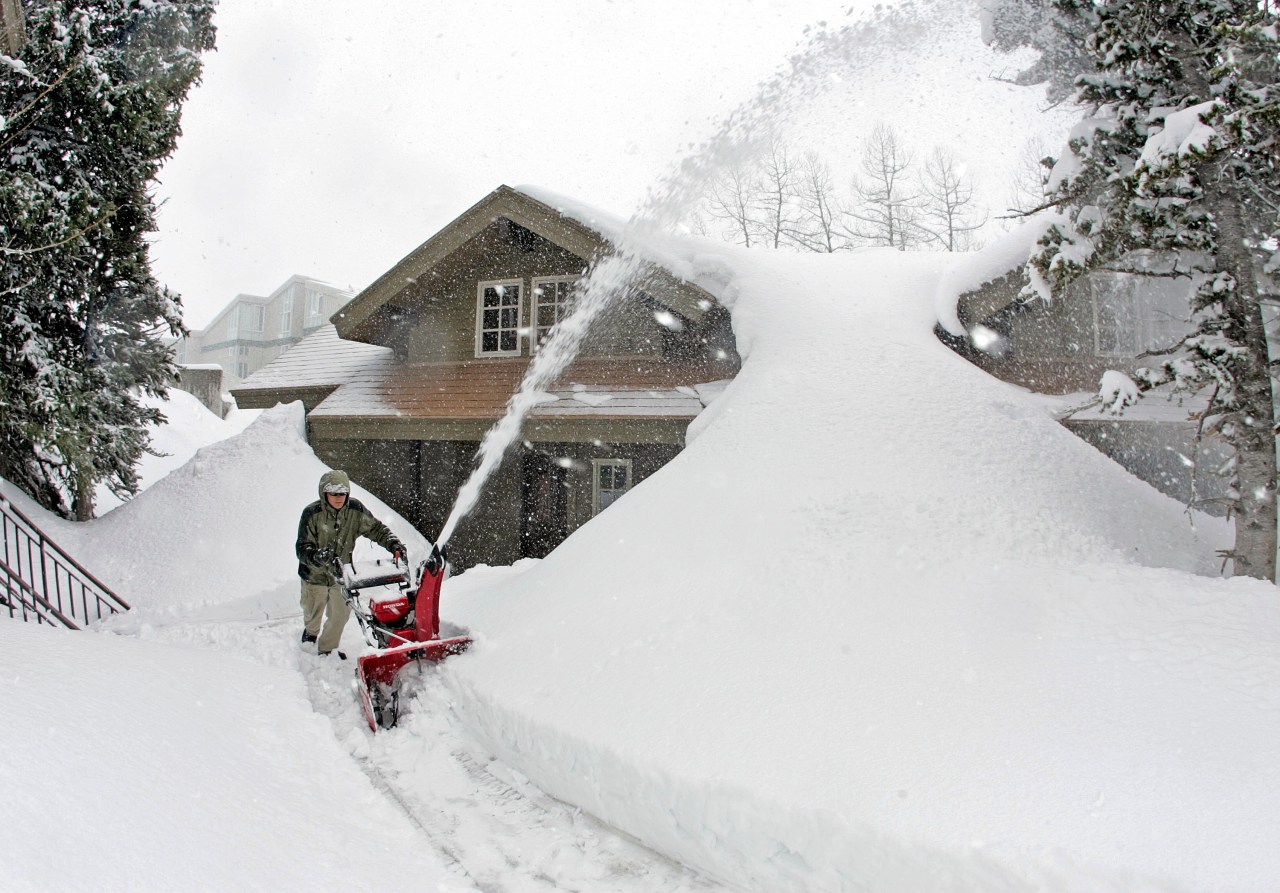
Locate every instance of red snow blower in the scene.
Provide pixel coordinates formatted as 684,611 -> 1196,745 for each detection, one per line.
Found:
338,545 -> 470,731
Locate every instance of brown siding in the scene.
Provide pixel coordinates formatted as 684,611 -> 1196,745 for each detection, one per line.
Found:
312,435 -> 683,569
401,221 -> 589,363
956,274 -> 1151,394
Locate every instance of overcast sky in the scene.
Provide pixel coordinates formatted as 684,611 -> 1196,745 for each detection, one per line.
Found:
151,0 -> 1073,329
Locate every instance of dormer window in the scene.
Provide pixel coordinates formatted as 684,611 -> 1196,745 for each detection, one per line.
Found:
531,276 -> 578,350
476,279 -> 523,356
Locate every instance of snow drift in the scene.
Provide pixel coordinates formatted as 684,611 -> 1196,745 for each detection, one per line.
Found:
442,242 -> 1277,892
4,239 -> 1277,893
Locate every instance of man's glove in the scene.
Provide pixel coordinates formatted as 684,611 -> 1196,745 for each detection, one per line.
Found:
392,546 -> 405,566
313,548 -> 335,567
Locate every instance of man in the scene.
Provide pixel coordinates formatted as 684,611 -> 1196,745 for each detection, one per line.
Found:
295,469 -> 405,658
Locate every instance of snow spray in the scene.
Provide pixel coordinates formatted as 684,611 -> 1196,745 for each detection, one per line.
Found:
435,1 -> 940,549
435,251 -> 644,547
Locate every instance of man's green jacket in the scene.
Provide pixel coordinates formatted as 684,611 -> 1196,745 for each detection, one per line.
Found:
296,471 -> 404,586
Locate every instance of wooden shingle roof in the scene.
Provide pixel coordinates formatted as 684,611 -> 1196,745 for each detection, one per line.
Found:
309,357 -> 727,422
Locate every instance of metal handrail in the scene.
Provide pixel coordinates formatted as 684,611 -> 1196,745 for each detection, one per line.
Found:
0,557 -> 79,628
0,486 -> 129,629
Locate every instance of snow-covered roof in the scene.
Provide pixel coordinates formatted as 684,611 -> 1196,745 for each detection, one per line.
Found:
308,357 -> 726,421
231,324 -> 393,402
932,217 -> 1059,336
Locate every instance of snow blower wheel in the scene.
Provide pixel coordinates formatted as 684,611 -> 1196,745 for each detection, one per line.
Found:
370,681 -> 399,729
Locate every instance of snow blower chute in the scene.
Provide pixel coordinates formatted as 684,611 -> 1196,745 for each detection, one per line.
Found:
338,545 -> 470,731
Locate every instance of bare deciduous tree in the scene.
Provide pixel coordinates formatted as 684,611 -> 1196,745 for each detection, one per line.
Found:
789,152 -> 849,252
917,146 -> 987,251
1003,136 -> 1051,221
842,123 -> 922,250
757,139 -> 801,249
704,161 -> 764,248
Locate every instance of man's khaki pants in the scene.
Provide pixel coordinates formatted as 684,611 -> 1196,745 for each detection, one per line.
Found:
301,582 -> 350,654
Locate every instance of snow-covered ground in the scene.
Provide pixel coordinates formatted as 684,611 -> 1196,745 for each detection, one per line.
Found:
4,237 -> 1278,892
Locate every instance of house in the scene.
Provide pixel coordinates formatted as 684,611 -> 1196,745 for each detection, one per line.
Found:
176,275 -> 353,388
939,246 -> 1232,511
233,186 -> 740,568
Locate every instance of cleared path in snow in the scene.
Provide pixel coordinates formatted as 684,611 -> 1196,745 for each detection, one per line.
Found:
127,590 -> 737,893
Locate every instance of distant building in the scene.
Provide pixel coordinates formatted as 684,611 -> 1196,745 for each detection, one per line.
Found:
175,276 -> 353,389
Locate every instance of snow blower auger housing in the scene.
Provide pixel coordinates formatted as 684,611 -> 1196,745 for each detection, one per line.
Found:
338,545 -> 470,731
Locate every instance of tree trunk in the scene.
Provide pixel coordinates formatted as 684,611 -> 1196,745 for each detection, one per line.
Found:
73,471 -> 95,522
1211,191 -> 1277,581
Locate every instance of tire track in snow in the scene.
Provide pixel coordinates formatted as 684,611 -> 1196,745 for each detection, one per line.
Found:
123,603 -> 738,891
301,657 -> 738,893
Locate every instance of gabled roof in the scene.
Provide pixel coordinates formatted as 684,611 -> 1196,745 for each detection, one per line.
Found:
230,324 -> 394,410
334,185 -> 718,344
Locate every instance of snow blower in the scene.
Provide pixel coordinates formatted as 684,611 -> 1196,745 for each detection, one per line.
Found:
338,544 -> 470,731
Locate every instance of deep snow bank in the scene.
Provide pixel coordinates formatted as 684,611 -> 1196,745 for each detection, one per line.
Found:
93,389 -> 261,514
0,620 -> 456,891
440,244 -> 1277,892
25,402 -> 428,614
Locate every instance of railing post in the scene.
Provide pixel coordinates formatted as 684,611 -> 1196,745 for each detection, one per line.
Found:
0,486 -> 128,629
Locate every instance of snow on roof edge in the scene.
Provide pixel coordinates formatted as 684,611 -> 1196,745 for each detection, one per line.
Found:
933,214 -> 1061,336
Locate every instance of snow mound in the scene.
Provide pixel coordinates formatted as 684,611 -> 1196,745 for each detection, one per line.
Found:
441,244 -> 1276,892
0,620 -> 454,889
94,388 -> 260,514
50,402 -> 428,613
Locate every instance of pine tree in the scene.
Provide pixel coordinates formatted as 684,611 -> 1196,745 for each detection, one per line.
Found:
0,0 -> 215,519
995,0 -> 1280,579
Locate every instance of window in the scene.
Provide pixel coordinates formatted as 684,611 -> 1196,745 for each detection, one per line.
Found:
592,458 -> 632,515
531,276 -> 578,349
1090,272 -> 1192,357
235,361 -> 249,379
238,344 -> 250,357
476,280 -> 523,356
306,290 -> 323,327
279,296 -> 293,336
240,304 -> 265,334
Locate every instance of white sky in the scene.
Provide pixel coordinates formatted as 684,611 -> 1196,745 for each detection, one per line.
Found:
150,0 -> 1076,329
153,0 -> 861,327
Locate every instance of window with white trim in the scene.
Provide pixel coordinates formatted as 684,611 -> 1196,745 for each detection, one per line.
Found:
240,304 -> 265,334
476,280 -> 523,356
235,361 -> 249,379
531,276 -> 578,349
306,291 -> 323,327
1090,272 -> 1192,357
279,296 -> 293,336
592,458 -> 632,515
